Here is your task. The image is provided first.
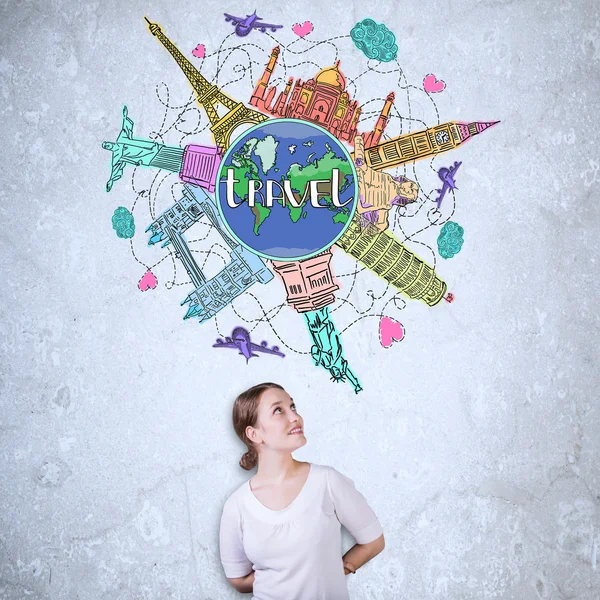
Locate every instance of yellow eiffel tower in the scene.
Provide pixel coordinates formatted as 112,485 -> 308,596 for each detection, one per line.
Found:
145,17 -> 268,150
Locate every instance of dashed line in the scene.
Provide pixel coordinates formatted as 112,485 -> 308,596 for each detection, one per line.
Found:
129,239 -> 149,270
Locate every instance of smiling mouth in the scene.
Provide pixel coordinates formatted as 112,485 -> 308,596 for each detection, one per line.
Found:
288,427 -> 303,435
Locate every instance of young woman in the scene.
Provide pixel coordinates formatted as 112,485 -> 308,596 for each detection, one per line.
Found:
219,382 -> 385,599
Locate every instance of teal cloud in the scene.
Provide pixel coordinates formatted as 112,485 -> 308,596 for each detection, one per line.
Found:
437,221 -> 464,259
112,206 -> 135,239
350,19 -> 398,63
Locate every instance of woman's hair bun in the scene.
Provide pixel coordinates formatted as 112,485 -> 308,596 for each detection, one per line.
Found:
240,450 -> 258,471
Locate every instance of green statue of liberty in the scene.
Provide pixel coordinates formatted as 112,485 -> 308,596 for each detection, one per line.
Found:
303,307 -> 363,394
102,105 -> 183,192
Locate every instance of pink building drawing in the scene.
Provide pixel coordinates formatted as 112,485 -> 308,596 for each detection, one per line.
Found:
271,250 -> 339,313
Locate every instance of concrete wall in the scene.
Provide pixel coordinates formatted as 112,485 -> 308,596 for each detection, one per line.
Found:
1,0 -> 598,598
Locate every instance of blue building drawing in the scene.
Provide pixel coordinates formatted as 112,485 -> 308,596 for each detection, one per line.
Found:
145,184 -> 273,323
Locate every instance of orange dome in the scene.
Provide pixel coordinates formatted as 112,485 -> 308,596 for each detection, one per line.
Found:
315,61 -> 346,90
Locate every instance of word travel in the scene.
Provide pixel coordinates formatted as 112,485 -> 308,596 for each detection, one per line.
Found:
224,168 -> 352,209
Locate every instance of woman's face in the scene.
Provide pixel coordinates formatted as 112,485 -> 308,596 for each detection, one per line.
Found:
249,388 -> 306,453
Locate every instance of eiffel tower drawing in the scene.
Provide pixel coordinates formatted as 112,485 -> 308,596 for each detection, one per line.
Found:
145,17 -> 268,150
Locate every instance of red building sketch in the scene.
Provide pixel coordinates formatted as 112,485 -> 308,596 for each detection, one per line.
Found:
250,46 -> 395,146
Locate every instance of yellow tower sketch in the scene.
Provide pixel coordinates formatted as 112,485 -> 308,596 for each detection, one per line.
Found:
336,215 -> 447,307
145,17 -> 268,150
356,120 -> 499,171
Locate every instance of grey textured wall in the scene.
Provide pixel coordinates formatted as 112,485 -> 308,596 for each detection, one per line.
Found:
1,0 -> 599,598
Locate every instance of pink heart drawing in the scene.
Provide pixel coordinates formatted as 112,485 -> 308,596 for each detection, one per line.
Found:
292,21 -> 313,37
379,316 -> 405,349
138,270 -> 158,292
192,44 -> 205,59
423,73 -> 446,93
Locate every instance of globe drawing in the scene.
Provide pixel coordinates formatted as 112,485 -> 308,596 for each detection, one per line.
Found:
216,119 -> 358,261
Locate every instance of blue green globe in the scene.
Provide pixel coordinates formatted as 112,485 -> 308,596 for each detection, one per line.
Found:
216,119 -> 358,261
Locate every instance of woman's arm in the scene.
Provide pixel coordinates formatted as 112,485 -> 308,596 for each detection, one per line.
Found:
324,467 -> 386,575
342,534 -> 385,574
227,570 -> 255,594
220,496 -> 254,592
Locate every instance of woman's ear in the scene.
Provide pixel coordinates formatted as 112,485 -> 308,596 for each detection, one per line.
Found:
246,425 -> 261,445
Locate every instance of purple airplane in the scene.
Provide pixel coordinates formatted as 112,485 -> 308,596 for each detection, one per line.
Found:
224,11 -> 283,37
435,161 -> 462,209
213,326 -> 285,363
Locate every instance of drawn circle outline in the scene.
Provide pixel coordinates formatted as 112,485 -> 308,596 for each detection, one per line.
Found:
215,117 -> 359,262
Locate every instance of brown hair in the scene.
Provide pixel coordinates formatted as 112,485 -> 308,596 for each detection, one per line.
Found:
233,382 -> 284,470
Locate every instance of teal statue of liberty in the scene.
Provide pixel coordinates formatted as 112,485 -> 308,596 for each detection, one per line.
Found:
303,307 -> 363,394
102,105 -> 184,192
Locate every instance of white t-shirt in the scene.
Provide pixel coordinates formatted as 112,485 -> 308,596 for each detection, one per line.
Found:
219,463 -> 383,600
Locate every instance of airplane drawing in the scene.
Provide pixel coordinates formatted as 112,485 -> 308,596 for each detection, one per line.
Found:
435,161 -> 462,208
213,326 -> 285,363
224,11 -> 283,37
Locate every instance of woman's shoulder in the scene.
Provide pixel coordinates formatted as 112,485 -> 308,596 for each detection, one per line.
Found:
309,462 -> 343,482
317,463 -> 358,490
309,462 -> 332,472
222,477 -> 251,511
309,464 -> 356,503
310,462 -> 342,476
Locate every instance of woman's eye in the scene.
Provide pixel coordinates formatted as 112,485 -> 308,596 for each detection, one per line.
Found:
274,407 -> 282,414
